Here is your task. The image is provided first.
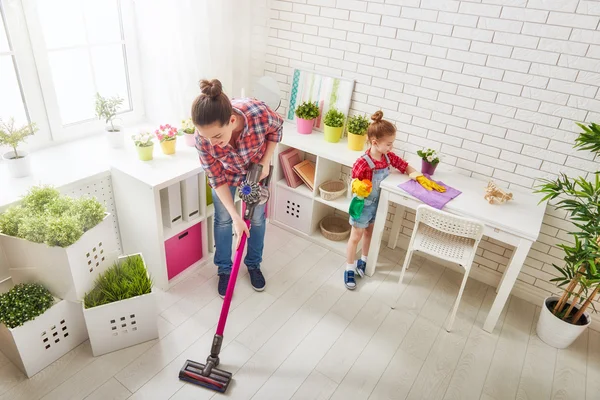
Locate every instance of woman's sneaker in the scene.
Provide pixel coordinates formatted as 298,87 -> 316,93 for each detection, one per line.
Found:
344,270 -> 356,290
249,269 -> 266,292
356,259 -> 366,278
218,274 -> 230,299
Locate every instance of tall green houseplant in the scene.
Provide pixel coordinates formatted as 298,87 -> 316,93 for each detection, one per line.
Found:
535,122 -> 600,339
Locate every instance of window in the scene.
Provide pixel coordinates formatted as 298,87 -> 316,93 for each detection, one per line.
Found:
1,0 -> 142,145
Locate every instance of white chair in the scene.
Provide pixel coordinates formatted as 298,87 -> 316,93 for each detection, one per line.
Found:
393,204 -> 484,332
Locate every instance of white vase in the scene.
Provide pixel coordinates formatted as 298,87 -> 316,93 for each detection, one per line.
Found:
106,128 -> 124,148
536,296 -> 591,349
2,150 -> 31,178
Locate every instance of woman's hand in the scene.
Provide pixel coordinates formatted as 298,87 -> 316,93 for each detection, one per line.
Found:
259,163 -> 270,181
233,214 -> 250,248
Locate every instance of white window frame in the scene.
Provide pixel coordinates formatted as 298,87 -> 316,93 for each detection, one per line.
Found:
17,0 -> 144,146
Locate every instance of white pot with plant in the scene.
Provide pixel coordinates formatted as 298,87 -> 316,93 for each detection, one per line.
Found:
0,283 -> 88,377
0,118 -> 38,178
83,253 -> 158,356
95,93 -> 124,148
534,121 -> 600,349
181,118 -> 196,147
0,186 -> 120,301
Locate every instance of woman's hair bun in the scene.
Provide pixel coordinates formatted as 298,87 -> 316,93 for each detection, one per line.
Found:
199,79 -> 223,99
371,110 -> 384,123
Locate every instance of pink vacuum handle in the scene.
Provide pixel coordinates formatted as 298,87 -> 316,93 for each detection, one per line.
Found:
216,219 -> 250,336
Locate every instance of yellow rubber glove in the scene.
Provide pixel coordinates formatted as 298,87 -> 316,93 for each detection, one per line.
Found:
409,172 -> 446,193
351,178 -> 373,198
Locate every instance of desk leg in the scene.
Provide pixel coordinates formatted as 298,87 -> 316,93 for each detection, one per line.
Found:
366,190 -> 389,277
483,239 -> 532,333
387,205 -> 404,250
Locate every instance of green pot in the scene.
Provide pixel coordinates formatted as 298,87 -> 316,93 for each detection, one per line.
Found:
137,144 -> 154,161
324,124 -> 343,143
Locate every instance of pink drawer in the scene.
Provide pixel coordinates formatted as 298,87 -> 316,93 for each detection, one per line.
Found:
165,223 -> 203,280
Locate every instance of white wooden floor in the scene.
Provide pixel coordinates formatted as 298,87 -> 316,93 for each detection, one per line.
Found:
1,223 -> 599,400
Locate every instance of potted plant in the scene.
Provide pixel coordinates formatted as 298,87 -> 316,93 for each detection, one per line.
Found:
83,253 -> 158,356
132,131 -> 155,161
95,93 -> 124,148
156,124 -> 181,155
0,118 -> 38,178
534,121 -> 600,349
0,185 -> 119,301
295,101 -> 320,134
0,283 -> 88,377
181,118 -> 196,147
347,114 -> 369,151
417,148 -> 440,176
323,108 -> 345,143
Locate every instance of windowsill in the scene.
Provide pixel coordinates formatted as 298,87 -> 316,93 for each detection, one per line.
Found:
0,122 -> 202,208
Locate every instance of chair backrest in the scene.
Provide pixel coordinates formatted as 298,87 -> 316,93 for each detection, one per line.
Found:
415,204 -> 484,241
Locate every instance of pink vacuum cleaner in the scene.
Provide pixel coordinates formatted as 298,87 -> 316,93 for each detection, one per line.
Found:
179,163 -> 272,393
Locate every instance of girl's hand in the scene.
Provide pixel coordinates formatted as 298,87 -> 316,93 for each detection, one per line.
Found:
233,214 -> 250,248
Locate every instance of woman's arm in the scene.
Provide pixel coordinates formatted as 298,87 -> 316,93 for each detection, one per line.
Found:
259,140 -> 277,180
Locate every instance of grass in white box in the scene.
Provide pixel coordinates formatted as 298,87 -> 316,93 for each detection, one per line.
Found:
0,283 -> 88,377
0,186 -> 119,301
83,253 -> 158,357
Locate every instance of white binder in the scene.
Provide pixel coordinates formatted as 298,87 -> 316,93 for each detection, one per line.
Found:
160,183 -> 183,228
181,175 -> 200,221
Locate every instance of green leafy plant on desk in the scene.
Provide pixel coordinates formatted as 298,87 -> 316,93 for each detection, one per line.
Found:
534,121 -> 600,348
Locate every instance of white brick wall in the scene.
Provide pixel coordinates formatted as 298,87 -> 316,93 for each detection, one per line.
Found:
266,1 -> 600,309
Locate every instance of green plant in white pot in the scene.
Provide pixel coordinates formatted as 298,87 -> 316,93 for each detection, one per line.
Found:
534,121 -> 600,349
323,108 -> 345,143
95,93 -> 124,149
0,118 -> 38,178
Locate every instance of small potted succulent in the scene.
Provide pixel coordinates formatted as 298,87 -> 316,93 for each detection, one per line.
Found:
294,101 -> 320,134
156,124 -> 181,155
181,118 -> 196,147
417,148 -> 440,176
95,93 -> 124,149
0,117 -> 38,178
346,114 -> 369,151
132,131 -> 155,161
323,108 -> 345,143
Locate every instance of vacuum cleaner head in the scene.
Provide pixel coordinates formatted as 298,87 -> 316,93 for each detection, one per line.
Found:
179,359 -> 233,393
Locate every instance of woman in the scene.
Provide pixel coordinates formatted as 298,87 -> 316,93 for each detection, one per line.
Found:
192,79 -> 283,297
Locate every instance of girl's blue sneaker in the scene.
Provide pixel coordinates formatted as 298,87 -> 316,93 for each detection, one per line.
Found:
344,270 -> 356,290
356,259 -> 366,278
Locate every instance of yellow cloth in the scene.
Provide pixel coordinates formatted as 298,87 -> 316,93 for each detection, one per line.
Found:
416,175 -> 446,192
351,179 -> 372,198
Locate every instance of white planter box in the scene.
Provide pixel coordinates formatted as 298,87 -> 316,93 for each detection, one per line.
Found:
1,214 -> 120,302
0,299 -> 88,377
83,291 -> 158,357
537,296 -> 591,349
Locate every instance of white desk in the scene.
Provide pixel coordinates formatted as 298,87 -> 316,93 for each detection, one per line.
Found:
366,169 -> 547,333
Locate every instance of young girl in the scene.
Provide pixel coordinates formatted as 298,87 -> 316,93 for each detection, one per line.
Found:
345,111 -> 445,289
192,79 -> 283,297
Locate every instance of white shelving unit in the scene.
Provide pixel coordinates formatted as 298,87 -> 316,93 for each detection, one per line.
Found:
269,122 -> 364,257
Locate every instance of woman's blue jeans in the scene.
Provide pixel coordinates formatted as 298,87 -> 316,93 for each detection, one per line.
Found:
212,186 -> 266,275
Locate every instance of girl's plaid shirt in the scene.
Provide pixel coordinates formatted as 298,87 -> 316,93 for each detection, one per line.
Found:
196,98 -> 283,189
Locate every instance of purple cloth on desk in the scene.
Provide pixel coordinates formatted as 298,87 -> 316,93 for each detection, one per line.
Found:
398,176 -> 461,210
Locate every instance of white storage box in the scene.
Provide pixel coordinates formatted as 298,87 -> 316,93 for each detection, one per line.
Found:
181,175 -> 200,221
275,187 -> 313,234
0,299 -> 88,377
1,214 -> 119,302
160,183 -> 183,228
82,254 -> 158,357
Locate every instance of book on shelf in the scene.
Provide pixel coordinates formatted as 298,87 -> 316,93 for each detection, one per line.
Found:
293,160 -> 316,191
279,148 -> 304,188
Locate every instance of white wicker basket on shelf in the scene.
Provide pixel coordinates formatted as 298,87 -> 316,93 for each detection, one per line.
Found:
318,180 -> 346,201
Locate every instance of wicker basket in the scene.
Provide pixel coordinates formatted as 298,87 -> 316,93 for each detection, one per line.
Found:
320,215 -> 351,241
319,180 -> 347,201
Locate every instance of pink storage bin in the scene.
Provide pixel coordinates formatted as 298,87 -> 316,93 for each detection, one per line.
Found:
165,223 -> 203,280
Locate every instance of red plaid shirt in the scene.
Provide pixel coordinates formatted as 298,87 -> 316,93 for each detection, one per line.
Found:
197,98 -> 283,188
352,149 -> 408,181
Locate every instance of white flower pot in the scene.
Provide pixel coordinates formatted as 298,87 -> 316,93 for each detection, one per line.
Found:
0,213 -> 120,302
2,150 -> 31,178
106,128 -> 124,149
536,296 -> 591,349
0,299 -> 88,377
